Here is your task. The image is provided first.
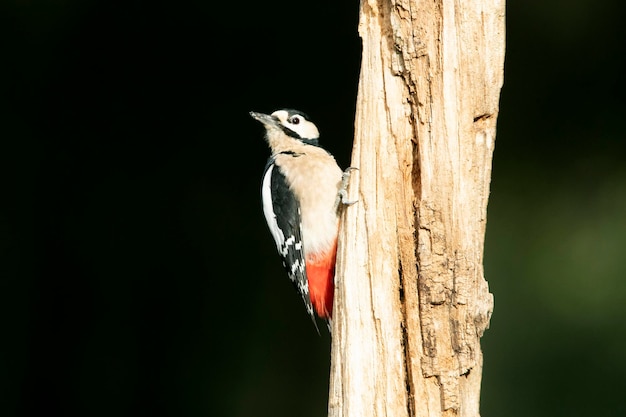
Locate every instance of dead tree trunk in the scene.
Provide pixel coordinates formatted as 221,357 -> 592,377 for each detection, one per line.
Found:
328,1 -> 505,416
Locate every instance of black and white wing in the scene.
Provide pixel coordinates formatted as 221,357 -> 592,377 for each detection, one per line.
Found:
261,160 -> 314,320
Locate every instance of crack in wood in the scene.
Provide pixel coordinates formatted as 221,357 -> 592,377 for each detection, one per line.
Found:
472,113 -> 492,122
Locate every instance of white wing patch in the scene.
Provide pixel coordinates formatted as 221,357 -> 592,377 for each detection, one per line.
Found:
262,164 -> 285,252
261,160 -> 315,323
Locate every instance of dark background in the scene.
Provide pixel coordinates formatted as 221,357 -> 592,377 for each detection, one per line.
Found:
1,1 -> 625,416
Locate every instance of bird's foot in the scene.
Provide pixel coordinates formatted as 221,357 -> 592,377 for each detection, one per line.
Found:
335,167 -> 359,210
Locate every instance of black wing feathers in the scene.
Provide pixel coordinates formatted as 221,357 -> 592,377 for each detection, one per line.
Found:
267,161 -> 314,319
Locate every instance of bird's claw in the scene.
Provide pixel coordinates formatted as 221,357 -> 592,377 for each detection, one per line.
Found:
335,167 -> 359,210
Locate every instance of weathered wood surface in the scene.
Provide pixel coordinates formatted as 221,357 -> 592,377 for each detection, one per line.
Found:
329,0 -> 505,416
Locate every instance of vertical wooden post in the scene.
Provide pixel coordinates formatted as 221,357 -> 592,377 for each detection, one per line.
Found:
328,0 -> 505,416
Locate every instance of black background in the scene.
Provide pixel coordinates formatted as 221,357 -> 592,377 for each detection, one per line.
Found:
2,1 -> 625,416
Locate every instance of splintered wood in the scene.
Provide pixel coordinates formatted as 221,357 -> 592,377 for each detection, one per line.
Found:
329,1 -> 504,416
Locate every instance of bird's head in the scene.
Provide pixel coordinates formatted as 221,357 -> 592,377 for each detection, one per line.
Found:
250,109 -> 320,146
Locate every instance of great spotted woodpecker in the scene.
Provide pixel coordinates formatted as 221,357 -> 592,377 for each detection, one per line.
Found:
250,109 -> 355,329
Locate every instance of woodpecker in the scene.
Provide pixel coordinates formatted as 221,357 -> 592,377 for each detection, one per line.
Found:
250,109 -> 354,329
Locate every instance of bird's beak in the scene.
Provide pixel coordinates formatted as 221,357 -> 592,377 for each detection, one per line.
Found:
249,111 -> 278,128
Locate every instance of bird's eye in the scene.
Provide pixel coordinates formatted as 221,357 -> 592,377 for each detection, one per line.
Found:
289,116 -> 301,125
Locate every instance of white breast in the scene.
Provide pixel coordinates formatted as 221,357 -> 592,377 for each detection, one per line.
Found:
278,153 -> 343,256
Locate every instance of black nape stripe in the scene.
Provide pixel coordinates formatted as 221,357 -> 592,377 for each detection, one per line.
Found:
300,138 -> 319,146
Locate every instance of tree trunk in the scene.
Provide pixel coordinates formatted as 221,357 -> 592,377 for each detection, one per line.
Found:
328,0 -> 504,416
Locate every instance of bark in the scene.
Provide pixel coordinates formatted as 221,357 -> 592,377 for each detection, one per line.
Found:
328,1 -> 505,416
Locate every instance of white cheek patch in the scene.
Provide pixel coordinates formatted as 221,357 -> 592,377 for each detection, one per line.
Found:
297,121 -> 319,140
